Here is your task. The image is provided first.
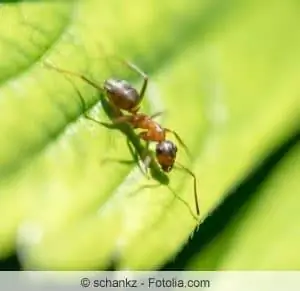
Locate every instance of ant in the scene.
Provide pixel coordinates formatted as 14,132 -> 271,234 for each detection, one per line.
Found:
44,58 -> 200,217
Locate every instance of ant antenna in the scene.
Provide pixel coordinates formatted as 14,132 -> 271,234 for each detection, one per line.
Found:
165,129 -> 192,159
175,161 -> 200,216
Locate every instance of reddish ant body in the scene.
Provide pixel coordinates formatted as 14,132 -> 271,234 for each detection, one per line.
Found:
45,59 -> 200,216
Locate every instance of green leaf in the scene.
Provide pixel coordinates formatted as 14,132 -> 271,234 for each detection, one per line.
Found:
186,138 -> 300,270
0,0 -> 299,270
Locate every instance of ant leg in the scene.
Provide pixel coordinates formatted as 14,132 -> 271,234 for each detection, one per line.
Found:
46,66 -> 115,133
140,141 -> 152,178
139,155 -> 152,179
85,114 -> 135,131
87,114 -> 132,128
49,66 -> 104,127
130,134 -> 152,178
48,64 -> 88,113
150,111 -> 164,120
126,138 -> 151,178
125,61 -> 148,99
43,62 -> 104,93
126,138 -> 139,162
107,98 -> 123,117
138,131 -> 152,142
111,115 -> 134,125
44,62 -> 123,125
175,161 -> 200,216
164,128 -> 192,159
115,58 -> 148,100
93,44 -> 148,98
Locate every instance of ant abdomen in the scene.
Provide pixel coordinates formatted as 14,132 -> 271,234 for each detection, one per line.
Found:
104,78 -> 141,112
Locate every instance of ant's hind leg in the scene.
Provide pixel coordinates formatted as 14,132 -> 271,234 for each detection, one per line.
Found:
93,43 -> 148,97
125,61 -> 148,99
44,62 -> 105,93
44,62 -> 112,126
115,58 -> 148,100
49,65 -> 96,123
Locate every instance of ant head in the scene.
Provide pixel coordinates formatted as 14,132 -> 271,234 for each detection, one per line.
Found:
156,140 -> 178,172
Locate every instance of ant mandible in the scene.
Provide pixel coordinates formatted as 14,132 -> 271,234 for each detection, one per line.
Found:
44,58 -> 200,217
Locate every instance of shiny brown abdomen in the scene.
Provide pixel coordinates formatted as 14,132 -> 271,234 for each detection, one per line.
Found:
104,79 -> 141,112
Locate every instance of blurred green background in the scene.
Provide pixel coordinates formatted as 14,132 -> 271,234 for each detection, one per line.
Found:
0,0 -> 299,270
